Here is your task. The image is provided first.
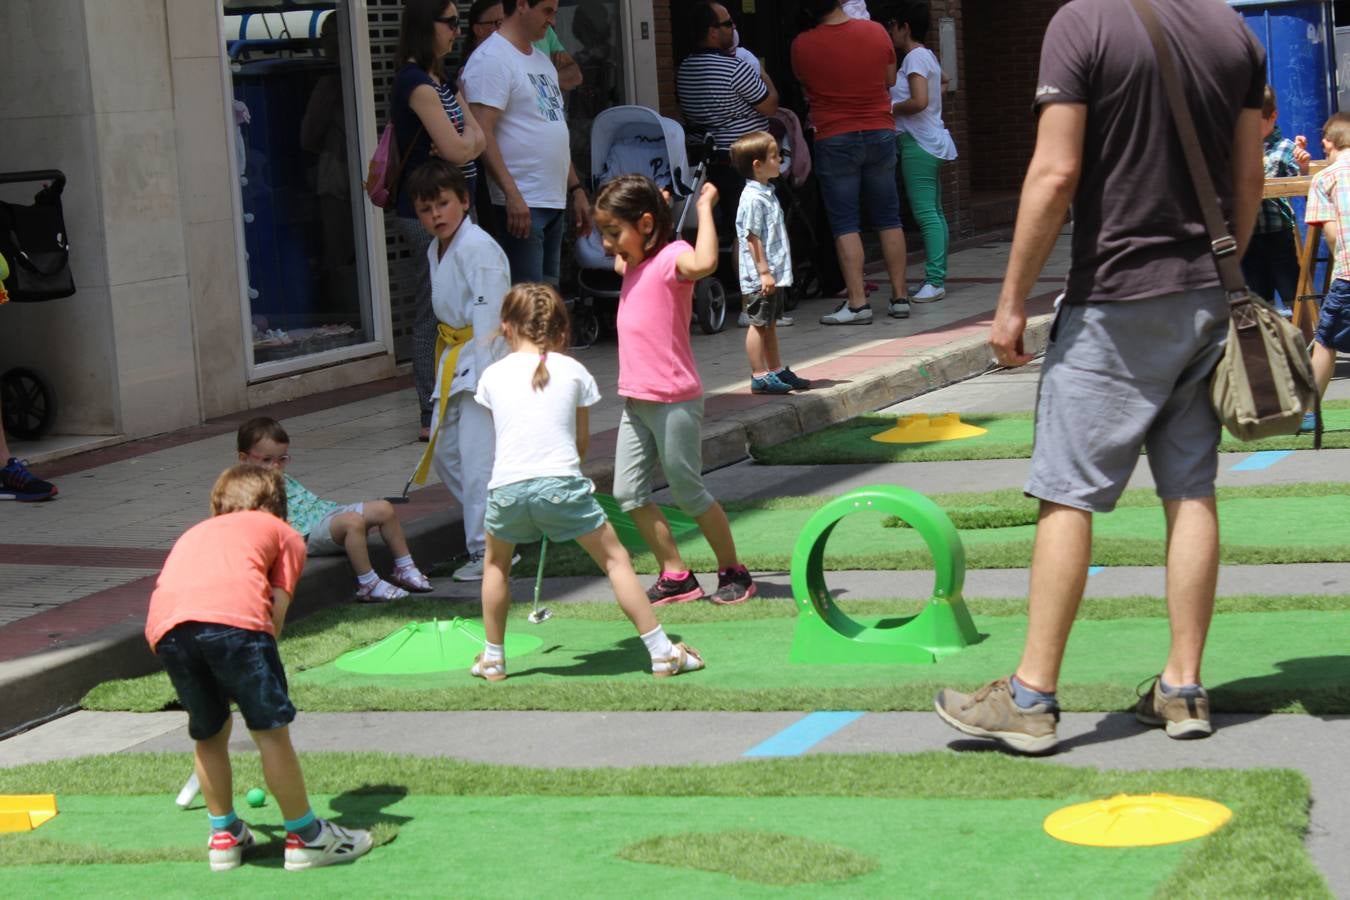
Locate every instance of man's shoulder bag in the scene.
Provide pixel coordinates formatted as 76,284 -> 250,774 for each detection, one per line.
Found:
1131,0 -> 1320,448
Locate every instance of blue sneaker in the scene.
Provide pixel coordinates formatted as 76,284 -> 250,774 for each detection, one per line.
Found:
778,367 -> 811,391
750,372 -> 793,394
0,457 -> 57,502
1300,411 -> 1318,433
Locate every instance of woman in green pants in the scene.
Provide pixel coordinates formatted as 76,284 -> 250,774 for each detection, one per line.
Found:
882,2 -> 957,302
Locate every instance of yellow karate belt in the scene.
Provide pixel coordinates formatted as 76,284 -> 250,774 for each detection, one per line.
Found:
410,322 -> 474,485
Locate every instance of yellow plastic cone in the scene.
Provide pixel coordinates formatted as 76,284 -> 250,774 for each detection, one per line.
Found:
1043,793 -> 1231,847
870,413 -> 988,445
0,794 -> 58,832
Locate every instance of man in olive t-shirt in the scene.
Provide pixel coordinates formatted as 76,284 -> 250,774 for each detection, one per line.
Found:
934,0 -> 1266,754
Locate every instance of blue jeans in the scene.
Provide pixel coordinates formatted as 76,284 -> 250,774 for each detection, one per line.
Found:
813,129 -> 902,238
494,206 -> 565,285
1316,277 -> 1350,352
156,622 -> 295,739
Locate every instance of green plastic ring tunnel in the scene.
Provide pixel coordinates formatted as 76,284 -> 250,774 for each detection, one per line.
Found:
790,485 -> 979,664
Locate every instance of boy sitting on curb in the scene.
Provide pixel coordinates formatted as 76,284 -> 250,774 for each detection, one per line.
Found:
237,417 -> 432,601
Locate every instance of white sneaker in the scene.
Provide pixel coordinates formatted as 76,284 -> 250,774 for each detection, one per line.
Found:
888,300 -> 911,319
819,302 -> 872,325
208,822 -> 255,872
452,552 -> 521,582
912,283 -> 945,303
284,819 -> 373,871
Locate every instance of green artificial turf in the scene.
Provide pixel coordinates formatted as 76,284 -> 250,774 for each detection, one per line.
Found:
617,830 -> 879,885
84,594 -> 1350,714
0,753 -> 1327,898
515,483 -> 1350,576
749,400 -> 1350,465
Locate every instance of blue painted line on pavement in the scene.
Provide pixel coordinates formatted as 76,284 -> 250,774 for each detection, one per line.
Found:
743,711 -> 865,757
1088,565 -> 1105,576
1231,450 -> 1292,472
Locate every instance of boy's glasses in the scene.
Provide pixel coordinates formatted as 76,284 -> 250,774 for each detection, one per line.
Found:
475,17 -> 503,28
247,452 -> 291,466
436,15 -> 460,29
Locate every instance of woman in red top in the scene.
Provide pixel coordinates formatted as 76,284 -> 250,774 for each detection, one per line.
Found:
792,0 -> 912,324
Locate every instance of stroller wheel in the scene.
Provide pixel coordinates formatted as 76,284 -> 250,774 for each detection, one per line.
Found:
571,304 -> 601,349
693,277 -> 727,334
1,367 -> 57,440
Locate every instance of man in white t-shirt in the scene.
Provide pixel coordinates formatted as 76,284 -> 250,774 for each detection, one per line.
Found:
464,0 -> 591,285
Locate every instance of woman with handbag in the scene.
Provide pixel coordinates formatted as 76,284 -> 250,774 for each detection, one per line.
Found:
391,0 -> 487,441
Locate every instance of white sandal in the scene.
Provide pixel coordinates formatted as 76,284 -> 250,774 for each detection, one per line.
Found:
652,642 -> 705,678
471,653 -> 507,682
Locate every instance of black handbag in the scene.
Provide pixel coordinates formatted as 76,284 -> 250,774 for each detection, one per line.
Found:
0,172 -> 76,303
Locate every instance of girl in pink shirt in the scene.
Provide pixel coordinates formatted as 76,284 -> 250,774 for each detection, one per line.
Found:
593,174 -> 756,606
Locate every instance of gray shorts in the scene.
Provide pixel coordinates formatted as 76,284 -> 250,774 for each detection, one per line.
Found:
742,291 -> 782,327
485,476 -> 608,545
1026,289 -> 1228,513
306,502 -> 365,557
612,397 -> 715,516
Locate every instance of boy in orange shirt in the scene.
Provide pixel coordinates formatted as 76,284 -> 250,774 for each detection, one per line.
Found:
146,463 -> 373,872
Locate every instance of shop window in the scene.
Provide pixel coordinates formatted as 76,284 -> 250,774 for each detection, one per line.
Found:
224,1 -> 376,369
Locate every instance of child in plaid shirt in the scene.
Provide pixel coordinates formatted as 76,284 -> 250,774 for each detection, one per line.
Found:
1304,110 -> 1350,430
1242,85 -> 1309,317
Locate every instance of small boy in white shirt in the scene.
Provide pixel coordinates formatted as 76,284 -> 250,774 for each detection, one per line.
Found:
731,131 -> 811,396
405,159 -> 511,581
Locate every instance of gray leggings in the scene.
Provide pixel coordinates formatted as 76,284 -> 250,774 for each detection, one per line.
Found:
612,397 -> 715,517
392,215 -> 437,426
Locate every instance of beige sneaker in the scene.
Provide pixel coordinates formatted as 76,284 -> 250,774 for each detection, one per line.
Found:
934,677 -> 1059,754
1135,676 -> 1212,739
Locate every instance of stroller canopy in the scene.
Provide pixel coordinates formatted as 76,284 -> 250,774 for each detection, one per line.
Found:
589,106 -> 693,196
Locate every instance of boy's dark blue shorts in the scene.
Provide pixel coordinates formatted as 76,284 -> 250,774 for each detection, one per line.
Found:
1316,278 -> 1350,353
155,622 -> 296,740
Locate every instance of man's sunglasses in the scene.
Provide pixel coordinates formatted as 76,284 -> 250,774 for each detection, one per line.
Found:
714,18 -> 735,28
436,15 -> 460,28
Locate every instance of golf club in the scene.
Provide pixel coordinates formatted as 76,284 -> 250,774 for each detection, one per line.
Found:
175,770 -> 199,808
528,537 -> 552,623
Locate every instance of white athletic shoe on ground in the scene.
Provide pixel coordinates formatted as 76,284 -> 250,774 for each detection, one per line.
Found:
208,822 -> 255,872
912,283 -> 946,303
820,303 -> 872,325
888,300 -> 911,319
452,551 -> 522,582
284,819 -> 373,871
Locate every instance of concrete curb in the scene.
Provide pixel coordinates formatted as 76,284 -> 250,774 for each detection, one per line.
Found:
0,314 -> 1052,737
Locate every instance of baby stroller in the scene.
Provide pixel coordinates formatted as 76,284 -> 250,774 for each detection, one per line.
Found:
0,169 -> 72,440
575,106 -> 728,335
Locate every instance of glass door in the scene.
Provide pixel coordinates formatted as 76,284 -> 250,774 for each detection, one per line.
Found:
557,0 -> 632,182
222,1 -> 380,374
